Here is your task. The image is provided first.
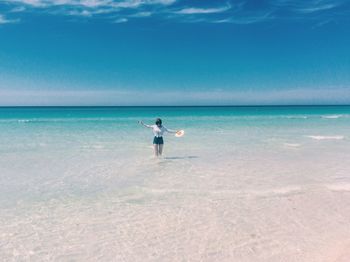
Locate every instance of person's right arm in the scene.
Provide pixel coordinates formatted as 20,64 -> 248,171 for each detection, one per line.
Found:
138,121 -> 153,128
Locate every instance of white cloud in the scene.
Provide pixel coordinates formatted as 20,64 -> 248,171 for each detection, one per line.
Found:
224,12 -> 272,25
273,0 -> 343,14
0,0 -> 347,25
296,3 -> 337,13
211,18 -> 232,23
68,9 -> 92,16
114,18 -> 128,23
0,0 -> 178,25
0,14 -> 19,24
79,0 -> 111,8
0,15 -> 6,24
10,6 -> 26,12
145,0 -> 176,5
175,5 -> 230,15
3,0 -> 177,21
14,0 -> 45,7
9,0 -> 176,8
130,11 -> 152,17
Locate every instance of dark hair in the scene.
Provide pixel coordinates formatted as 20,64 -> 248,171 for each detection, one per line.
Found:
155,118 -> 162,126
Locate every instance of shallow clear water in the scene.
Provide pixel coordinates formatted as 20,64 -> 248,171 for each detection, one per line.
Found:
1,106 -> 350,261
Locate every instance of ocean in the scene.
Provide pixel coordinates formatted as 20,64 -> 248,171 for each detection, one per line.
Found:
1,106 -> 350,261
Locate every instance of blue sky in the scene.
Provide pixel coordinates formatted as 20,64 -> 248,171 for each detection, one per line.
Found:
0,0 -> 350,106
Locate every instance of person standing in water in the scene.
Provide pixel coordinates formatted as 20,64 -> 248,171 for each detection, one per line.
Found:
138,118 -> 178,157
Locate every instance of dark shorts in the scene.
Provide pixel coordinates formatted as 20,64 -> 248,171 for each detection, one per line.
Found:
153,136 -> 164,145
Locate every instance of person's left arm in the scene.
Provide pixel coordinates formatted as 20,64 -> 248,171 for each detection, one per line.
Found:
163,126 -> 178,134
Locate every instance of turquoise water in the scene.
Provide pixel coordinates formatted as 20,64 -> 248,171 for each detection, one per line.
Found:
1,106 -> 350,260
1,105 -> 350,203
1,105 -> 349,196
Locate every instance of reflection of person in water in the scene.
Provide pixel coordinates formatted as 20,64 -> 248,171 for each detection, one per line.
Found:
138,118 -> 178,157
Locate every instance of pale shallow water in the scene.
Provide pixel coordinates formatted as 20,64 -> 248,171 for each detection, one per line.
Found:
1,106 -> 350,261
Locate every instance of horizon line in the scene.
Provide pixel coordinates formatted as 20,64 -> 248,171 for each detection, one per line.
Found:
1,104 -> 350,108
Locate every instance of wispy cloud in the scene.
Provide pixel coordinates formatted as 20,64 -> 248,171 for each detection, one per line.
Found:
296,3 -> 338,13
2,0 -> 177,22
10,6 -> 26,12
272,0 -> 344,14
9,0 -> 176,8
0,14 -> 19,24
130,11 -> 152,17
175,5 -> 230,15
114,17 -> 128,23
67,9 -> 92,16
0,0 -> 348,25
212,11 -> 273,25
13,0 -> 46,7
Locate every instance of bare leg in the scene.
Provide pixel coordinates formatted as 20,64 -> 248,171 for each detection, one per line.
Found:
158,144 -> 164,156
153,144 -> 159,157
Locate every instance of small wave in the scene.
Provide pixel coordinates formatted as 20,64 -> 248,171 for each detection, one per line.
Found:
267,186 -> 302,196
326,183 -> 350,192
81,145 -> 106,149
17,120 -> 31,123
286,116 -> 308,119
246,186 -> 303,197
307,135 -> 345,140
1,117 -> 132,123
284,143 -> 301,147
321,115 -> 342,119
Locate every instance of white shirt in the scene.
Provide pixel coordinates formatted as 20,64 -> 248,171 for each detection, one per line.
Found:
144,124 -> 175,137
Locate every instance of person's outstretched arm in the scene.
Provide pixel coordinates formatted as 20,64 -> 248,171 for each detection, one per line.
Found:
163,126 -> 178,134
138,121 -> 153,128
